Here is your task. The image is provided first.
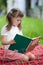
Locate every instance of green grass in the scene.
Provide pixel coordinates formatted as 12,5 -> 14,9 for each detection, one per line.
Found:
0,16 -> 43,46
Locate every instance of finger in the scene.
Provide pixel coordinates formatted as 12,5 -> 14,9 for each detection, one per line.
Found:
12,40 -> 16,43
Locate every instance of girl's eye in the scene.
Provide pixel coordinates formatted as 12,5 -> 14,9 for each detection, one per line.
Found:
17,19 -> 22,22
17,20 -> 21,22
17,20 -> 19,21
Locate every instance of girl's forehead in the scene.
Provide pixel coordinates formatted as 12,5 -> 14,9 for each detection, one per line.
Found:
16,17 -> 22,19
13,17 -> 22,19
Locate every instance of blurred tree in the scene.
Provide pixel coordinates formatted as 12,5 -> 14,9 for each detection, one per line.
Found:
3,0 -> 7,6
0,0 -> 7,8
38,0 -> 43,18
26,0 -> 31,16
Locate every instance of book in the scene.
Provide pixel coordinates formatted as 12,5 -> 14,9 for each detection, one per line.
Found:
8,34 -> 32,53
8,34 -> 41,53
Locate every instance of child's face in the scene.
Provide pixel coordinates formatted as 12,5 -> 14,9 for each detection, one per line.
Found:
11,17 -> 22,26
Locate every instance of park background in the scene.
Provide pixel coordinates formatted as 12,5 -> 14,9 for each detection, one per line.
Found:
0,0 -> 43,46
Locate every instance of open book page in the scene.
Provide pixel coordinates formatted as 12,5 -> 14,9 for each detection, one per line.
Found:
26,36 -> 41,51
32,36 -> 41,40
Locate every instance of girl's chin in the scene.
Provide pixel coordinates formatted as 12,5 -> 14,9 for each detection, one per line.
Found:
12,24 -> 19,27
12,24 -> 16,26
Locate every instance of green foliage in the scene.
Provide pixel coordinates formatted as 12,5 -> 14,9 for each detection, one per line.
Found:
0,0 -> 6,8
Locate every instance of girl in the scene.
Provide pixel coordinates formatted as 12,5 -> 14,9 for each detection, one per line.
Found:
1,8 -> 35,61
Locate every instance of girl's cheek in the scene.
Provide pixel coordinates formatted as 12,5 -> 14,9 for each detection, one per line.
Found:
18,21 -> 21,24
18,22 -> 20,25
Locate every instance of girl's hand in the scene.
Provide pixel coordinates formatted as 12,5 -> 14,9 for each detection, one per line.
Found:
9,40 -> 16,45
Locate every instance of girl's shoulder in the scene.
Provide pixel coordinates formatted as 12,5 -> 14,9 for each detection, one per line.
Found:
1,25 -> 7,31
1,25 -> 8,35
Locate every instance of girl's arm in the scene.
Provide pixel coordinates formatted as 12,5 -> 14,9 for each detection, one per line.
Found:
1,35 -> 16,45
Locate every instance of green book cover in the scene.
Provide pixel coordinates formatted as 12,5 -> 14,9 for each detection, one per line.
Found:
8,34 -> 32,53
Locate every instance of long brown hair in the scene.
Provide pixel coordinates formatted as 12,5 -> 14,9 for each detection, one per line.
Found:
6,8 -> 24,31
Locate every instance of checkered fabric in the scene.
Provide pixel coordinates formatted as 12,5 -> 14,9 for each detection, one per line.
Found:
0,55 -> 43,65
0,44 -> 43,65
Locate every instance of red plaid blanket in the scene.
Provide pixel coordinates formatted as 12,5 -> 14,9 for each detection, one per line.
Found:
0,55 -> 43,65
0,44 -> 43,65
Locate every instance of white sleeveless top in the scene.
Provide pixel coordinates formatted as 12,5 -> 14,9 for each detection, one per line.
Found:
1,25 -> 23,49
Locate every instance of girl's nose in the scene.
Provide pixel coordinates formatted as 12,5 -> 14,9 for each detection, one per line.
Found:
18,21 -> 21,24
